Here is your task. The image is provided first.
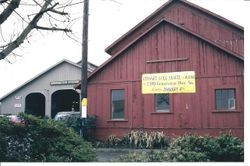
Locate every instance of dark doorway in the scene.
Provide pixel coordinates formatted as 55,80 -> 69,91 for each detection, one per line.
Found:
51,89 -> 80,118
25,93 -> 45,117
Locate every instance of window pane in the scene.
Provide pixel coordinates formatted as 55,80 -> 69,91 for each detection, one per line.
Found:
215,90 -> 221,100
111,90 -> 124,119
215,90 -> 222,109
221,97 -> 228,109
221,90 -> 228,101
228,89 -> 236,110
228,98 -> 236,110
216,99 -> 222,110
228,89 -> 235,99
155,94 -> 169,112
215,89 -> 236,110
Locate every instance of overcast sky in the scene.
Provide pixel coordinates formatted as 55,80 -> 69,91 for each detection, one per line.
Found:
0,0 -> 249,98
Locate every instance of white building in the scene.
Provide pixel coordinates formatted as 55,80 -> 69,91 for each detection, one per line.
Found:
0,59 -> 97,118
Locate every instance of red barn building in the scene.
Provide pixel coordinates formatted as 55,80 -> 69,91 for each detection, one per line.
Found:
84,0 -> 244,139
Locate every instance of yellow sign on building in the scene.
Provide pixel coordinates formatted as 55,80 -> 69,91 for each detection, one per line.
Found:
142,71 -> 196,94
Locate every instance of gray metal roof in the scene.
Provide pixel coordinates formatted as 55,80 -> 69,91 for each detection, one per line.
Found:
76,60 -> 98,73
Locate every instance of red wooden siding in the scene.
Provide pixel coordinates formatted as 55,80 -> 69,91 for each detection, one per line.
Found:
165,3 -> 244,56
88,21 -> 243,140
90,23 -> 243,81
107,1 -> 243,58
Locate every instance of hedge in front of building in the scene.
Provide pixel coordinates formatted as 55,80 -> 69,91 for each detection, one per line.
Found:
117,133 -> 244,162
0,113 -> 96,162
166,134 -> 244,162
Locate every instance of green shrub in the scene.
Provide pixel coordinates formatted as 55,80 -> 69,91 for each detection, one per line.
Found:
147,150 -> 166,161
0,113 -> 96,162
165,135 -> 212,161
213,133 -> 244,161
126,130 -> 147,148
56,114 -> 96,135
148,131 -> 168,148
106,135 -> 121,148
59,114 -> 82,134
121,130 -> 169,149
117,150 -> 165,162
85,115 -> 97,129
110,133 -> 244,162
93,130 -> 169,149
166,147 -> 210,162
165,133 -> 244,162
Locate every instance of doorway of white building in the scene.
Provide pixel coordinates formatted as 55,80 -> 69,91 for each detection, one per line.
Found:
51,89 -> 80,118
25,93 -> 46,117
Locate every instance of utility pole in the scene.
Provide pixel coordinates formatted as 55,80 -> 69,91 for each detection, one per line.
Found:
80,0 -> 89,138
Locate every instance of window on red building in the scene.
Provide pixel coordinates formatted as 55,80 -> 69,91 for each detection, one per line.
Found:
215,89 -> 236,110
111,89 -> 125,119
155,94 -> 170,112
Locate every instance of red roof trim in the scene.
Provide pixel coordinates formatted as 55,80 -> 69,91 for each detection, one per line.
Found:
105,0 -> 243,55
105,0 -> 175,54
88,18 -> 243,81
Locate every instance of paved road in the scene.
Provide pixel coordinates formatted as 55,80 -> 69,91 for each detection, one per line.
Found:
95,148 -> 153,162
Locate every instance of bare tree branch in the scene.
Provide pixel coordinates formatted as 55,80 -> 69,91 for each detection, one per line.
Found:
0,0 -> 9,4
35,25 -> 71,32
0,0 -> 54,60
13,9 -> 29,24
0,0 -> 88,60
0,0 -> 21,25
49,8 -> 68,15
